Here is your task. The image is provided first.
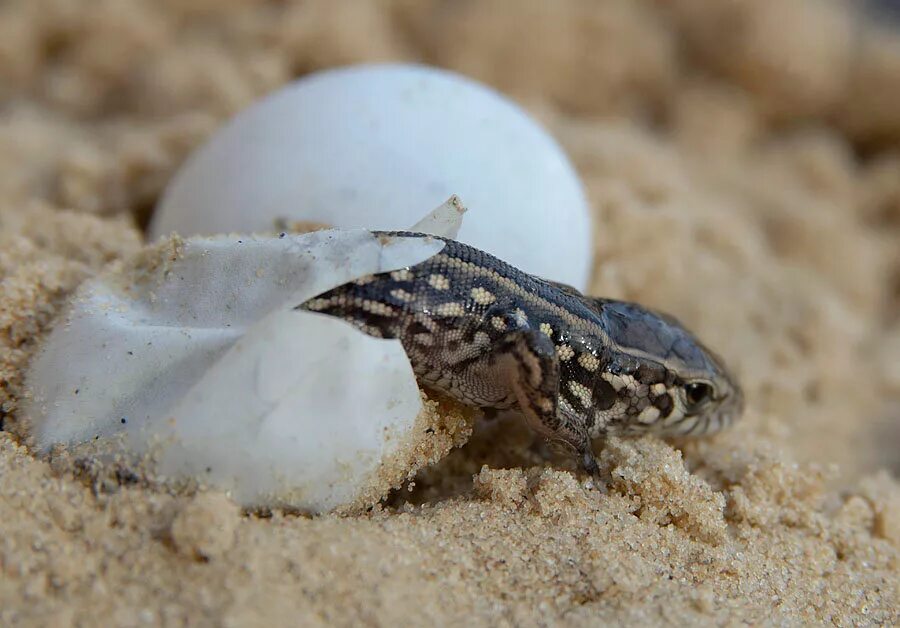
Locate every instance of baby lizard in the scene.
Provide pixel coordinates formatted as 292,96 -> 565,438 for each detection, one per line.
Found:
298,232 -> 743,485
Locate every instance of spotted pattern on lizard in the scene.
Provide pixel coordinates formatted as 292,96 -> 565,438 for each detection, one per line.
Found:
298,232 -> 743,484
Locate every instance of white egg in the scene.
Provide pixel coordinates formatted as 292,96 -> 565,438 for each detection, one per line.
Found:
151,63 -> 592,290
25,226 -> 454,513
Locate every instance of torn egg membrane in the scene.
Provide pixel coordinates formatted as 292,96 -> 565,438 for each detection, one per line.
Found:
25,200 -> 463,512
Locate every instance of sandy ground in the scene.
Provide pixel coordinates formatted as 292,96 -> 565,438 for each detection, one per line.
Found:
1,0 -> 898,625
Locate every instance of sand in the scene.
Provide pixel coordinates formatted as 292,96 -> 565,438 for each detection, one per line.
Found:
0,0 -> 898,625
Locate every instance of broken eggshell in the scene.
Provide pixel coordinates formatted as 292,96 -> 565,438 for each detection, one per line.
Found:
25,227 -> 451,512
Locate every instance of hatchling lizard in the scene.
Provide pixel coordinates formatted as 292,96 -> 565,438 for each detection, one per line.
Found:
299,232 -> 743,485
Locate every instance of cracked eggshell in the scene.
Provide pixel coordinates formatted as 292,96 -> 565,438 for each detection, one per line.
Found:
151,63 -> 592,291
25,229 -> 445,512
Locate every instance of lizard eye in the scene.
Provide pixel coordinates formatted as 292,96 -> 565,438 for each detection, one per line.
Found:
684,381 -> 713,410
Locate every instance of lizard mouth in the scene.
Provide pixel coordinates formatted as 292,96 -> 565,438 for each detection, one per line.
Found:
695,384 -> 744,435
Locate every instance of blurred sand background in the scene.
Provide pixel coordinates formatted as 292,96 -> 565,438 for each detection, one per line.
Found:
0,0 -> 898,625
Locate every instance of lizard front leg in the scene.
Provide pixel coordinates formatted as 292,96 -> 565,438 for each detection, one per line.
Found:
487,328 -> 604,487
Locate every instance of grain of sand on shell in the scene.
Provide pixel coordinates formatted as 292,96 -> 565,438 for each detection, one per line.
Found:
0,0 -> 898,625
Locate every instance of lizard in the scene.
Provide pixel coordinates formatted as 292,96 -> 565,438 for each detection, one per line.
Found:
297,232 -> 743,486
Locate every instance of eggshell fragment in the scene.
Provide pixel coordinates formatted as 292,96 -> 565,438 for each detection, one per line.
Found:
151,63 -> 593,290
410,195 -> 467,239
25,228 -> 447,511
154,308 -> 422,511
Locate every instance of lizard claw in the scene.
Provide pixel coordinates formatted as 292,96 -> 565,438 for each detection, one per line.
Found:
581,448 -> 609,494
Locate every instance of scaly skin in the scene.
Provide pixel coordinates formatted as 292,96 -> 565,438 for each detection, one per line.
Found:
299,232 -> 743,485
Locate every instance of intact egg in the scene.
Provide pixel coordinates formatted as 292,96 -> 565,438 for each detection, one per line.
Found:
151,63 -> 593,290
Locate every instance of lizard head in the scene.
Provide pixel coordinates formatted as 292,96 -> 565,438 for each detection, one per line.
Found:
586,299 -> 743,438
